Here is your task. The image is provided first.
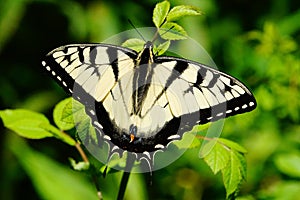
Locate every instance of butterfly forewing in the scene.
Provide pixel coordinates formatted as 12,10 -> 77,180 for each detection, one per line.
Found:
42,42 -> 256,169
43,44 -> 137,102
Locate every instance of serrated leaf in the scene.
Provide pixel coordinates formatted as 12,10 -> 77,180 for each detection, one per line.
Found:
154,40 -> 170,55
236,152 -> 247,180
167,5 -> 202,21
204,141 -> 230,174
153,0 -> 170,28
53,98 -> 75,130
0,109 -> 53,139
159,22 -> 187,40
218,138 -> 248,153
222,150 -> 244,198
122,38 -> 145,52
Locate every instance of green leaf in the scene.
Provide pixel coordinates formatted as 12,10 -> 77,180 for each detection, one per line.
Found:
264,181 -> 300,200
62,98 -> 89,128
8,136 -> 98,200
173,131 -> 199,149
275,153 -> 300,178
236,152 -> 247,180
204,141 -> 230,174
59,98 -> 97,144
278,9 -> 300,35
53,98 -> 75,130
154,40 -> 170,55
193,123 -> 211,133
76,114 -> 97,144
0,109 -> 53,139
58,1 -> 88,41
159,22 -> 187,40
0,0 -> 27,52
153,0 -> 170,28
218,138 -> 248,153
122,38 -> 145,52
41,123 -> 76,146
167,5 -> 202,22
61,98 -> 80,125
64,99 -> 98,144
188,137 -> 202,149
0,109 -> 76,145
69,158 -> 90,171
222,150 -> 244,198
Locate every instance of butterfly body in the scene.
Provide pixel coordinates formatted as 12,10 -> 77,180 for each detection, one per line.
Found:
42,41 -> 256,169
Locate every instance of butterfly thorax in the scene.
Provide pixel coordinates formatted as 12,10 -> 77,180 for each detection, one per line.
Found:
132,41 -> 155,117
135,41 -> 154,66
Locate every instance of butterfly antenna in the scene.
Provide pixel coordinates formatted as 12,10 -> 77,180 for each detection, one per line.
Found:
151,25 -> 175,43
128,19 -> 146,42
160,25 -> 175,38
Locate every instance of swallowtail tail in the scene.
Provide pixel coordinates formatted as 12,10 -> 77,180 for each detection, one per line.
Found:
42,40 -> 256,170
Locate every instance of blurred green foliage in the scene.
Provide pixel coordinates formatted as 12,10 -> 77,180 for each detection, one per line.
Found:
0,0 -> 299,199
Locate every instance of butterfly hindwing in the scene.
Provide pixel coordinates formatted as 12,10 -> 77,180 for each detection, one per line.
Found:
42,42 -> 256,168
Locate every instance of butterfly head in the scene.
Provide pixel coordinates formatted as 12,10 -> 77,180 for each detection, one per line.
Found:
136,41 -> 154,65
129,124 -> 138,143
144,41 -> 153,49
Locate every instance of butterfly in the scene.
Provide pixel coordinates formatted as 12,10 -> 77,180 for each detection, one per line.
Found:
42,40 -> 256,171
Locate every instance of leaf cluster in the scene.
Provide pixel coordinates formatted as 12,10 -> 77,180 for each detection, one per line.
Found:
3,0 -> 299,199
122,0 -> 202,55
0,1 -> 249,199
203,138 -> 247,198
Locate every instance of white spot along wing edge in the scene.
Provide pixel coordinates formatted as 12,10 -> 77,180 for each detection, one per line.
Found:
42,43 -> 138,103
155,56 -> 257,121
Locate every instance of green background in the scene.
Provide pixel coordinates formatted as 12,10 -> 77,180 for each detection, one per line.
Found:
0,0 -> 299,199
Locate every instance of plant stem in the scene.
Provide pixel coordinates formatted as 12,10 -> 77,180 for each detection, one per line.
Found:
89,166 -> 103,200
75,142 -> 89,163
117,172 -> 130,200
74,142 -> 103,199
196,135 -> 216,141
117,153 -> 136,200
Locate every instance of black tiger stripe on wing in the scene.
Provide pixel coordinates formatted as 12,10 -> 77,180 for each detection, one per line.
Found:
156,56 -> 257,123
42,41 -> 257,171
42,44 -> 138,103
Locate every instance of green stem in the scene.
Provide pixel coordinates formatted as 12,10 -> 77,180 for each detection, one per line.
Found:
117,153 -> 136,200
75,143 -> 103,199
196,135 -> 216,141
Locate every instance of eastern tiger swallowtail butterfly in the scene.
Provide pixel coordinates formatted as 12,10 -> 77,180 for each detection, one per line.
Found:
42,40 -> 256,171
